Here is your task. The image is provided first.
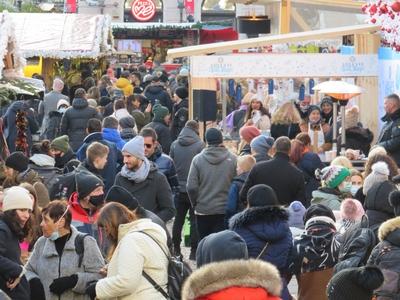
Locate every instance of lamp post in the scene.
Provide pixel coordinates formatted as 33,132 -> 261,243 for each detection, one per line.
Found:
177,0 -> 185,23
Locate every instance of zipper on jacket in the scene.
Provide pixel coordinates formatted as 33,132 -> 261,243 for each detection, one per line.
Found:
58,254 -> 61,300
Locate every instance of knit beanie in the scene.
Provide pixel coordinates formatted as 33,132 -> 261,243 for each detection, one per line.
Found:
105,185 -> 139,210
5,151 -> 29,173
363,161 -> 389,195
50,135 -> 70,153
122,136 -> 145,160
340,198 -> 365,221
288,201 -> 306,229
3,186 -> 33,212
87,98 -> 98,108
75,171 -> 104,199
320,96 -> 333,108
152,104 -> 169,122
57,99 -> 70,110
247,184 -> 279,207
316,166 -> 350,189
205,128 -> 223,146
389,190 -> 400,216
196,230 -> 248,268
345,106 -> 359,129
250,135 -> 275,155
239,126 -> 260,144
175,86 -> 188,99
308,105 -> 321,118
99,96 -> 111,107
119,116 -> 136,129
327,266 -> 384,300
303,204 -> 336,223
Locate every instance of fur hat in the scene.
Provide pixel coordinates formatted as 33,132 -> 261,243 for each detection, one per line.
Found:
327,266 -> 384,300
316,166 -> 350,189
340,198 -> 365,221
3,186 -> 33,212
5,151 -> 29,173
345,106 -> 359,129
363,161 -> 389,195
378,216 -> 400,241
239,126 -> 260,144
389,190 -> 400,217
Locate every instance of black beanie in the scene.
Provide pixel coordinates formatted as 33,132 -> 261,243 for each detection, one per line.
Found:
6,151 -> 29,172
105,185 -> 139,210
75,171 -> 104,199
327,266 -> 384,300
119,116 -> 136,129
303,204 -> 336,224
99,96 -> 111,107
205,128 -> 223,146
389,190 -> 400,217
247,184 -> 279,207
175,86 -> 188,99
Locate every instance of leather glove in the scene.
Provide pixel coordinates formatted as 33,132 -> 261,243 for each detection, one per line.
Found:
85,281 -> 97,300
29,277 -> 46,300
49,274 -> 78,295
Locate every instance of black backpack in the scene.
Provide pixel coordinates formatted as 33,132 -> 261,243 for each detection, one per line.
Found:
75,233 -> 89,268
48,172 -> 76,201
139,231 -> 192,300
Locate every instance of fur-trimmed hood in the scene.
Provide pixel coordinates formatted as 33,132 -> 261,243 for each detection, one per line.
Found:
379,217 -> 400,243
229,206 -> 289,229
181,259 -> 282,300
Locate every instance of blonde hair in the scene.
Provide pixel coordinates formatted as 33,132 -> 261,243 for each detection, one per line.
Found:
271,102 -> 302,125
241,92 -> 256,105
330,156 -> 353,169
237,155 -> 256,172
368,145 -> 387,158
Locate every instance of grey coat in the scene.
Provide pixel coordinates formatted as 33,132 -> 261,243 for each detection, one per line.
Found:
25,226 -> 105,300
39,91 -> 69,134
187,146 -> 237,215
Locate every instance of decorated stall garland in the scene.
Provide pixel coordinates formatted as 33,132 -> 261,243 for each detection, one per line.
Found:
363,0 -> 400,51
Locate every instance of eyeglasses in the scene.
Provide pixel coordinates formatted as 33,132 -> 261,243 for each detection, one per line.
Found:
144,143 -> 153,149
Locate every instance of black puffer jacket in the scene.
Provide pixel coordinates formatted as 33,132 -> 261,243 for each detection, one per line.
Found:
44,110 -> 63,140
170,98 -> 188,141
338,126 -> 374,155
378,109 -> 400,166
60,98 -> 101,151
144,84 -> 173,112
364,181 -> 396,234
0,218 -> 30,299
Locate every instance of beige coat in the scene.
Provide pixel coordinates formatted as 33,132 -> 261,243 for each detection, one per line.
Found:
96,218 -> 169,300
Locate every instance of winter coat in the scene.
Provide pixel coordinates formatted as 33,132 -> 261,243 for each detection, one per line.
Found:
296,152 -> 323,205
25,226 -> 105,300
338,126 -> 374,155
144,84 -> 173,112
170,126 -> 205,193
60,98 -> 101,151
378,109 -> 400,166
170,98 -> 188,140
44,111 -> 64,140
102,128 -> 126,150
0,218 -> 30,299
311,187 -> 343,211
4,100 -> 39,153
229,206 -> 292,300
112,108 -> 131,121
131,110 -> 151,132
364,181 -> 396,234
148,145 -> 179,194
181,259 -> 282,300
144,121 -> 172,154
115,164 -> 176,222
96,219 -> 169,300
55,147 -> 77,169
120,128 -> 136,142
115,77 -> 133,97
39,90 -> 69,133
187,146 -> 237,215
368,217 -> 400,299
76,132 -> 122,192
240,152 -> 305,206
271,123 -> 301,140
225,172 -> 248,224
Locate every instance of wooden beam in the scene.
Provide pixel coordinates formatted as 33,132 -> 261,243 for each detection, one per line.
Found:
167,24 -> 380,59
280,0 -> 291,34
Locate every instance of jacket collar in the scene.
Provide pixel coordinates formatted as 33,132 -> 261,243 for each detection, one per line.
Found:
42,226 -> 80,258
273,152 -> 290,161
83,132 -> 103,143
229,206 -> 288,229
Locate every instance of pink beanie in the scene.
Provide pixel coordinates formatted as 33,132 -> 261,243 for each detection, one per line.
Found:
239,126 -> 260,144
340,198 -> 365,221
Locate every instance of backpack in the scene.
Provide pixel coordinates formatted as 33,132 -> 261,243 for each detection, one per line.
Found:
30,165 -> 63,188
139,231 -> 192,300
48,171 -> 76,201
74,232 -> 89,268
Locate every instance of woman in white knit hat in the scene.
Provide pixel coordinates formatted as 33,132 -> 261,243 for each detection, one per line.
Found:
0,186 -> 33,299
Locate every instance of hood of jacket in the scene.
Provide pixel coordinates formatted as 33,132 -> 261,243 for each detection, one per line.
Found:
103,128 -> 123,143
202,146 -> 231,165
146,84 -> 165,95
8,100 -> 27,112
181,259 -> 282,300
378,217 -> 400,246
346,127 -> 374,143
148,144 -> 163,162
230,206 -> 288,230
72,97 -> 89,109
30,153 -> 55,167
300,216 -> 337,253
312,188 -> 341,202
178,127 -> 201,147
117,218 -> 167,246
17,168 -> 41,184
120,128 -> 136,140
82,132 -> 103,144
115,77 -> 131,89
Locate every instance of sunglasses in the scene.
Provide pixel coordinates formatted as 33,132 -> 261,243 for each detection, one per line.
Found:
144,143 -> 153,149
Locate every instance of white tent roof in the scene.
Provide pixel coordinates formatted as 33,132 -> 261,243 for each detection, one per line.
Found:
10,13 -> 112,59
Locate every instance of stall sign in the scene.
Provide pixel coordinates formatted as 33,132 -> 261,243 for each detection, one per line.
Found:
185,0 -> 194,15
131,0 -> 156,22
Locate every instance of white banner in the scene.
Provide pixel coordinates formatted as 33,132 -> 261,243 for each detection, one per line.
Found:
190,54 -> 378,78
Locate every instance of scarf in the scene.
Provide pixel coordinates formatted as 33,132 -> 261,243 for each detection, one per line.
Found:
121,158 -> 151,183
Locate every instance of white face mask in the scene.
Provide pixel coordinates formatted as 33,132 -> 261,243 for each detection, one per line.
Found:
48,205 -> 70,241
350,185 -> 361,196
58,107 -> 67,114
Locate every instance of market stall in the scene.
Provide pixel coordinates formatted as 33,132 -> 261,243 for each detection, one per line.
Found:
10,13 -> 113,89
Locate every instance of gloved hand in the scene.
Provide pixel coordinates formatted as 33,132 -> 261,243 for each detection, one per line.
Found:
85,281 -> 97,300
49,274 -> 78,295
29,277 -> 46,300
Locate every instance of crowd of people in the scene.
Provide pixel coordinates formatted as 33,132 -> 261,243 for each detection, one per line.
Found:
1,65 -> 400,300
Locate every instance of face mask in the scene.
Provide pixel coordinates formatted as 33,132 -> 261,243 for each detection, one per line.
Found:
339,181 -> 352,193
58,107 -> 67,114
300,105 -> 310,113
89,194 -> 104,207
350,185 -> 360,196
48,205 -> 70,241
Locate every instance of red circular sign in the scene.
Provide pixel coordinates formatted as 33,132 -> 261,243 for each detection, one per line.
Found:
131,0 -> 156,22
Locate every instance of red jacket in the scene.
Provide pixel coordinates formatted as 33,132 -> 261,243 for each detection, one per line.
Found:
197,287 -> 281,300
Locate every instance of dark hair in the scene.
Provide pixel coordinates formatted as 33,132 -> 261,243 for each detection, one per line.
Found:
87,86 -> 100,101
19,183 -> 42,244
31,140 -> 51,155
245,98 -> 270,122
102,116 -> 119,129
0,210 -> 32,241
41,200 -> 72,229
75,88 -> 86,99
386,93 -> 400,104
87,118 -> 102,133
131,72 -> 141,81
83,77 -> 96,92
274,136 -> 291,154
139,127 -> 158,141
114,99 -> 126,111
364,154 -> 399,179
290,139 -> 305,164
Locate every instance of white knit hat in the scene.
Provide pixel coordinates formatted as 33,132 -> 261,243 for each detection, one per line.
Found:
363,161 -> 390,195
3,186 -> 33,212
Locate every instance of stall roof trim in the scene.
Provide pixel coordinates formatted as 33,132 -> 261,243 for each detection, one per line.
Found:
112,22 -> 196,30
167,24 -> 380,59
10,13 -> 112,59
